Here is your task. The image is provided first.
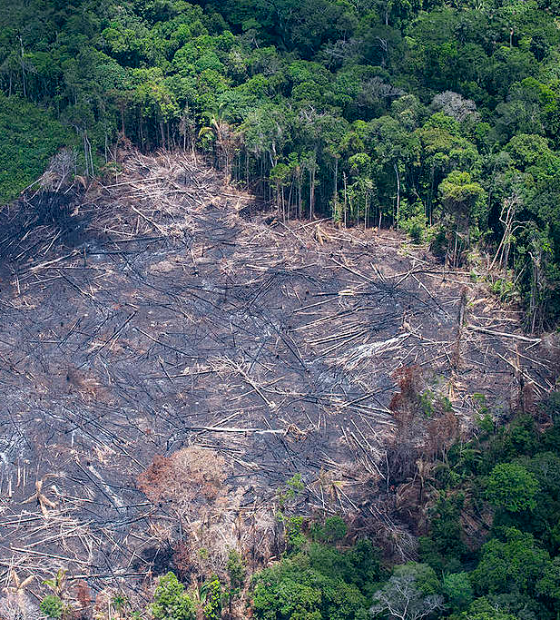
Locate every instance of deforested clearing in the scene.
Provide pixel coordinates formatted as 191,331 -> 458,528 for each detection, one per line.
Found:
0,150 -> 556,590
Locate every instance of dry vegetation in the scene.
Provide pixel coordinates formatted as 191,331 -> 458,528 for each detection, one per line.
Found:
0,150 -> 557,611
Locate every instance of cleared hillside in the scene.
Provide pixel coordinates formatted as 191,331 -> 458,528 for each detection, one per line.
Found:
0,151 -> 556,594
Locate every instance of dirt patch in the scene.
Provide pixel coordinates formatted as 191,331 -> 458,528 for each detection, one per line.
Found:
138,447 -> 226,504
138,447 -> 276,575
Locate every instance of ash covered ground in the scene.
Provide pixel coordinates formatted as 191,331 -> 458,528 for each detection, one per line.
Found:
0,151 -> 556,598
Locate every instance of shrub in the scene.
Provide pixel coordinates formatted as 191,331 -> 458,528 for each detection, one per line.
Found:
40,595 -> 64,619
150,572 -> 196,620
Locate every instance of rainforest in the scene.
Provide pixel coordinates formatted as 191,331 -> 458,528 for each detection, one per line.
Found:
1,0 -> 560,619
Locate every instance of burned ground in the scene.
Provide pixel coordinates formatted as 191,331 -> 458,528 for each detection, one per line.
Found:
0,151 -> 556,601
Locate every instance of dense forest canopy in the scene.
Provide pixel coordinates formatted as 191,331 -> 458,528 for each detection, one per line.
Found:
2,0 -> 560,327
